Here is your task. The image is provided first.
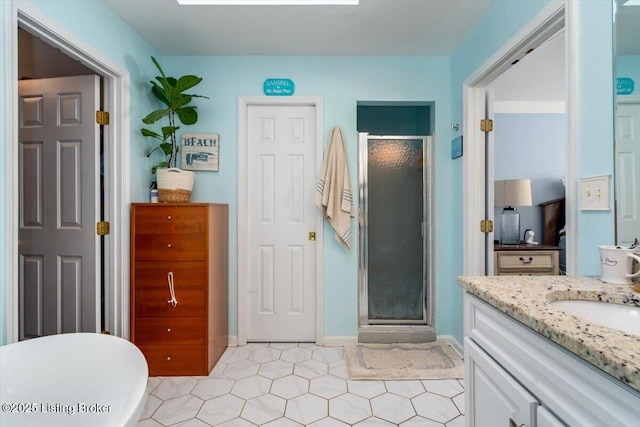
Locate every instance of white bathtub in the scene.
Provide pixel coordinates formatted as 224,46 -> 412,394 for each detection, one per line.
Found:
0,333 -> 148,427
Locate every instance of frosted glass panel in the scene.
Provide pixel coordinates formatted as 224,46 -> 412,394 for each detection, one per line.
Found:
367,138 -> 424,321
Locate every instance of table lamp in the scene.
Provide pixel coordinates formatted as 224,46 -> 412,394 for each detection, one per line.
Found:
495,179 -> 532,245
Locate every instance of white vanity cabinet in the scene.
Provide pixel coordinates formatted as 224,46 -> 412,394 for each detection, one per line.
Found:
464,292 -> 640,427
536,407 -> 564,427
466,338 -> 565,427
465,338 -> 540,427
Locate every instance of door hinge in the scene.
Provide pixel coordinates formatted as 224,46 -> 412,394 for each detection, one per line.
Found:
480,119 -> 493,132
96,110 -> 110,125
97,221 -> 110,236
480,219 -> 494,233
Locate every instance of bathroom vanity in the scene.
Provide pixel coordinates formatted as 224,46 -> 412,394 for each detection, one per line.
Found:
458,276 -> 640,427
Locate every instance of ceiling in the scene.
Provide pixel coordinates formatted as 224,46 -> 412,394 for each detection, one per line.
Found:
490,33 -> 565,103
103,0 -> 495,56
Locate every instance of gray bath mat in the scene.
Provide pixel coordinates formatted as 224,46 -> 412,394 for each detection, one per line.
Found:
344,340 -> 464,380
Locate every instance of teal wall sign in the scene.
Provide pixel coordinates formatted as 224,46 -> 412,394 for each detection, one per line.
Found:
617,77 -> 634,95
264,78 -> 294,96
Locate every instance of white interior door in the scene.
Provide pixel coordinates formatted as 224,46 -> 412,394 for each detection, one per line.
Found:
615,102 -> 640,247
246,104 -> 317,342
18,75 -> 101,339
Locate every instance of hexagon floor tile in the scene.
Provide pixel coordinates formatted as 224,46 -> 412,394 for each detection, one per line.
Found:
271,375 -> 310,399
230,375 -> 272,400
241,394 -> 286,425
370,392 -> 416,424
309,374 -> 347,399
137,342 -> 465,427
412,391 -> 462,424
196,395 -> 244,426
285,394 -> 329,425
329,393 -> 372,425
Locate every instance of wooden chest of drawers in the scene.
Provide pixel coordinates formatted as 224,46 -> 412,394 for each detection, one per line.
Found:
130,203 -> 228,376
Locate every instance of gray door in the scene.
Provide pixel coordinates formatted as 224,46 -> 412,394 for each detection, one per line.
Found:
18,75 -> 101,339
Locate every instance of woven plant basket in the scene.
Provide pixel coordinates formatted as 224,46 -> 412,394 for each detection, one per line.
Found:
157,168 -> 195,203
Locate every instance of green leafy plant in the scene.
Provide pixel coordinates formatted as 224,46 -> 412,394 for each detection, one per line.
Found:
141,56 -> 209,173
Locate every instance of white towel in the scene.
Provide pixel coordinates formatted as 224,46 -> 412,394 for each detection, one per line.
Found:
315,126 -> 354,250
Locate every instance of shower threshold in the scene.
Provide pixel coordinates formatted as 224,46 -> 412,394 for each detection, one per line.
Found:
358,324 -> 436,343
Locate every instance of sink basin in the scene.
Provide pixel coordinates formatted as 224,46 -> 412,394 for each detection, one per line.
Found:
550,300 -> 640,336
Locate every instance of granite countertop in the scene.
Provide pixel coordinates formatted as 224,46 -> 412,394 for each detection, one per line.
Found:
457,276 -> 640,392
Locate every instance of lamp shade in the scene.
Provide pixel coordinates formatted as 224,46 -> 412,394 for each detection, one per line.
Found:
495,179 -> 532,207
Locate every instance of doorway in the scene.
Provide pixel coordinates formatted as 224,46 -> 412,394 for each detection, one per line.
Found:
18,29 -> 104,339
2,3 -> 131,343
356,103 -> 435,343
462,2 -> 576,277
490,32 -> 567,274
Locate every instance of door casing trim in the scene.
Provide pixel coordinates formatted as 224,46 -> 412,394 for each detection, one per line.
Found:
237,96 -> 324,345
2,1 -> 131,342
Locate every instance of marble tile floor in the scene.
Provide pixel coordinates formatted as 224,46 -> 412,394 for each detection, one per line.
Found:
137,343 -> 465,427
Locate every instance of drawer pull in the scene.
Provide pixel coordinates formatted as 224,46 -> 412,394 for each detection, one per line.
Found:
167,272 -> 178,307
167,215 -> 172,220
519,256 -> 533,264
167,356 -> 171,361
167,243 -> 172,248
167,328 -> 172,333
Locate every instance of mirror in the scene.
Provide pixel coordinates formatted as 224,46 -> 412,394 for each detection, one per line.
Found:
614,0 -> 640,247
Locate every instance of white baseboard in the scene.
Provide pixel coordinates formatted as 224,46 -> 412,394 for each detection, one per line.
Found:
323,336 -> 358,346
438,334 -> 464,358
228,335 -> 357,347
228,334 -> 460,351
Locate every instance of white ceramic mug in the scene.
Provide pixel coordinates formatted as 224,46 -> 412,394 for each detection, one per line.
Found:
599,245 -> 640,285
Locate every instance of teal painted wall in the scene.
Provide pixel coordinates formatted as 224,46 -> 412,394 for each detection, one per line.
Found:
574,0 -> 615,274
163,55 -> 451,338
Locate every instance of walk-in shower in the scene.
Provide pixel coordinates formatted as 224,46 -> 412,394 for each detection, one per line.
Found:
357,133 -> 435,343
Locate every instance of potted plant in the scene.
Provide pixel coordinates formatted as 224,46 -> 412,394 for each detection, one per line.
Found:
141,56 -> 208,202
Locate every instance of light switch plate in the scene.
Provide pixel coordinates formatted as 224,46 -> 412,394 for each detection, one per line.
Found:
579,175 -> 611,210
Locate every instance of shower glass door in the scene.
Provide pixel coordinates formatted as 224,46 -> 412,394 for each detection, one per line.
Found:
358,134 -> 432,325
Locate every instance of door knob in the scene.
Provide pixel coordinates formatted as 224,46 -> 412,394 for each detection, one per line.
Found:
309,232 -> 316,241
